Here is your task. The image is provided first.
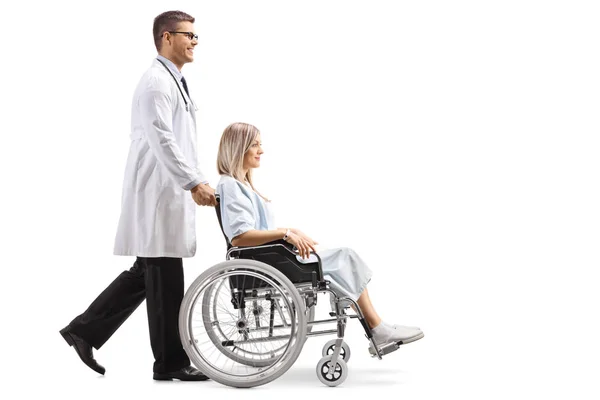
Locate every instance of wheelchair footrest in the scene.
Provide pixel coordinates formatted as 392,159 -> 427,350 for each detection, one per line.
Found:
368,341 -> 401,358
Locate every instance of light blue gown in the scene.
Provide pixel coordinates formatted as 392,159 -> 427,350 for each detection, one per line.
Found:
217,175 -> 373,303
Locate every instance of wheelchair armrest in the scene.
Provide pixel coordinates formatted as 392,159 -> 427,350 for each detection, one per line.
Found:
227,239 -> 325,285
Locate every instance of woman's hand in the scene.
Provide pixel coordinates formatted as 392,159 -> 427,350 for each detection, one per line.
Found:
284,230 -> 317,259
290,228 -> 319,247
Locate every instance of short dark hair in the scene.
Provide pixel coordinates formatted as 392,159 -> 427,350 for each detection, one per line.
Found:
153,10 -> 195,51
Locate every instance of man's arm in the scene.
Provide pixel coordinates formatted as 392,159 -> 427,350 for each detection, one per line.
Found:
138,87 -> 204,190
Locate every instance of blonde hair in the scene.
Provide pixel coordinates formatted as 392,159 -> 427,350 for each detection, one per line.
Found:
217,122 -> 268,200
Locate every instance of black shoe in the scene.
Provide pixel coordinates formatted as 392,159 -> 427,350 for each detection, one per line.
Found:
60,326 -> 106,375
153,366 -> 210,381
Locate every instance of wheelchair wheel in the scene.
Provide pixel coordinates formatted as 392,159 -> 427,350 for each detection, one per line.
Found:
316,355 -> 348,387
201,274 -> 294,367
321,339 -> 351,363
179,259 -> 307,388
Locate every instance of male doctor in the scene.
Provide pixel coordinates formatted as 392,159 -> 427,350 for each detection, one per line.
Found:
59,10 -> 216,381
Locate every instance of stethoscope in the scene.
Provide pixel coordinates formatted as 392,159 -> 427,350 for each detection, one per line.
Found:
156,58 -> 198,112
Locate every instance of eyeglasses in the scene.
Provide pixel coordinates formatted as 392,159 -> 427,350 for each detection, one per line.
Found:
168,31 -> 198,41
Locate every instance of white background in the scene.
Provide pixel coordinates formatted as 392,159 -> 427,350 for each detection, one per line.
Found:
0,0 -> 599,398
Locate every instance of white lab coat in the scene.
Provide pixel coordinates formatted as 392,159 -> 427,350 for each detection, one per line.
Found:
113,58 -> 207,258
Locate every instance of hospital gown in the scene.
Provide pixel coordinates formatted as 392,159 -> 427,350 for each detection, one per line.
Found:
217,175 -> 373,304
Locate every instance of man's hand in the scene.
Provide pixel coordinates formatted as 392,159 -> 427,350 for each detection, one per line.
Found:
191,184 -> 217,206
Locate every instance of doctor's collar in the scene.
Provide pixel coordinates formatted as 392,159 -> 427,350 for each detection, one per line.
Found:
156,56 -> 197,112
156,55 -> 182,80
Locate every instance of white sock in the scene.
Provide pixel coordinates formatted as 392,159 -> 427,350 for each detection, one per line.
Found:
371,322 -> 393,340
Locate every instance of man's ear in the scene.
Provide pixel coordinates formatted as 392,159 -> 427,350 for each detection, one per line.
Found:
162,31 -> 171,47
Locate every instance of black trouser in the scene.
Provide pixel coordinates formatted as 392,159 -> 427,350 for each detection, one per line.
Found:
65,257 -> 190,373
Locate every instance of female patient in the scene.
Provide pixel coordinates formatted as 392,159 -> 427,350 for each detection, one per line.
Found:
215,122 -> 424,348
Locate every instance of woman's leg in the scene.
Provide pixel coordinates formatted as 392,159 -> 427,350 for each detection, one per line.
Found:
351,287 -> 423,346
353,287 -> 422,333
319,247 -> 422,343
355,287 -> 382,329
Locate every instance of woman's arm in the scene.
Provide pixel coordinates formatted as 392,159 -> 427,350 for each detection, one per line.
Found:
232,228 -> 317,259
231,228 -> 287,247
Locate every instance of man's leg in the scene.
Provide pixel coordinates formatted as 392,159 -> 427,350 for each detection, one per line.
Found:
143,257 -> 190,374
63,259 -> 147,349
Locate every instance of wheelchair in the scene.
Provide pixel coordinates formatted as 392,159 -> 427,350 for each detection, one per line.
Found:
178,195 -> 404,388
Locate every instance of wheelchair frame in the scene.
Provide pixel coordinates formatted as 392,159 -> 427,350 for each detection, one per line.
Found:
178,195 -> 403,388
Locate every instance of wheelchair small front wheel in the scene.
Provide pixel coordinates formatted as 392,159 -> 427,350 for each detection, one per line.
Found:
316,355 -> 348,387
321,339 -> 351,363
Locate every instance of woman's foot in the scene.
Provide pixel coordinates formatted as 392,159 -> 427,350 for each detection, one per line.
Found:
371,321 -> 424,346
384,321 -> 421,331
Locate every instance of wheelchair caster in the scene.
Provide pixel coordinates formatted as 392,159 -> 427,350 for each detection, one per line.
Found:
316,355 -> 348,387
321,339 -> 351,363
